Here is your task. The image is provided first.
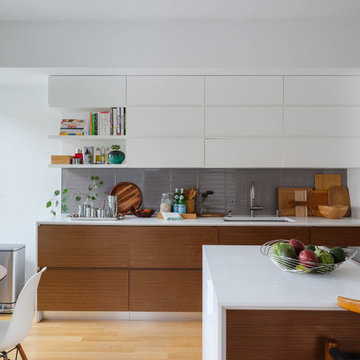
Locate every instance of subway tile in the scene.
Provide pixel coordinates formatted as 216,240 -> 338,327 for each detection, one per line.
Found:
143,169 -> 171,210
170,169 -> 198,191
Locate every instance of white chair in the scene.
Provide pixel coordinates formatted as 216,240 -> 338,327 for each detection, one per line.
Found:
0,267 -> 47,360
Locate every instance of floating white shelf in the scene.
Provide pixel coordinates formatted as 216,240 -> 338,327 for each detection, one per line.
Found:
48,135 -> 126,140
49,164 -> 127,169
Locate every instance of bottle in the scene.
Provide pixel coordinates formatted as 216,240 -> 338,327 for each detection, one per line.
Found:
173,188 -> 179,213
178,188 -> 187,214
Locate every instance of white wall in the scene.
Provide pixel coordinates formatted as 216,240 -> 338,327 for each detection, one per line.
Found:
0,84 -> 59,279
0,19 -> 360,67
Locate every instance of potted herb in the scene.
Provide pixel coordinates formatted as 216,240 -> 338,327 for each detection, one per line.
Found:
46,176 -> 104,215
108,144 -> 125,164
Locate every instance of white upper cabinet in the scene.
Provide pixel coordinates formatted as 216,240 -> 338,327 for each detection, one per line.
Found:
284,107 -> 360,137
127,76 -> 204,105
205,76 -> 283,105
205,138 -> 283,168
127,107 -> 204,138
48,76 -> 126,107
284,76 -> 360,105
126,138 -> 204,167
284,138 -> 360,168
205,107 -> 283,137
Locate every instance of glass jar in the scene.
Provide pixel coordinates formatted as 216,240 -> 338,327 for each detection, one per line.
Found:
160,193 -> 173,213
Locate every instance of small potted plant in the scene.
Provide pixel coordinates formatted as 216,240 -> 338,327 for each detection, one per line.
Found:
108,144 -> 125,164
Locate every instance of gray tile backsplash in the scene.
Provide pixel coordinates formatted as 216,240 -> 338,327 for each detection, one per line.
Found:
62,168 -> 347,215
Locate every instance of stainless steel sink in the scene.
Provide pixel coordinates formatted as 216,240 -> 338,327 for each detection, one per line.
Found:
223,216 -> 296,223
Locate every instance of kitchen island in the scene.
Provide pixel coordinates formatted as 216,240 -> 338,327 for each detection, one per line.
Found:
203,245 -> 360,360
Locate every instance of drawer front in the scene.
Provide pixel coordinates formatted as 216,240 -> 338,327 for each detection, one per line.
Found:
128,227 -> 218,268
310,227 -> 360,247
38,226 -> 128,268
129,270 -> 202,312
219,227 -> 310,245
38,269 -> 128,311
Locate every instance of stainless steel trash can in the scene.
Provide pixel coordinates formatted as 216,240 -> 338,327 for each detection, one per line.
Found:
0,244 -> 25,313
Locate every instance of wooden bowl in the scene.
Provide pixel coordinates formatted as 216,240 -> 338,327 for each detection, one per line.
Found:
318,205 -> 349,219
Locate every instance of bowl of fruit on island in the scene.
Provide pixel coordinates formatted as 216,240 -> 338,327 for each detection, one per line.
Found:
261,239 -> 357,274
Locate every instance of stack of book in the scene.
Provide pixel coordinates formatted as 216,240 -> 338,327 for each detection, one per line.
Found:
59,119 -> 85,136
87,107 -> 126,136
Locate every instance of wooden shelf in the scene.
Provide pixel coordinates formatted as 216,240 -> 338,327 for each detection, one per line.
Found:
48,135 -> 126,140
49,164 -> 127,169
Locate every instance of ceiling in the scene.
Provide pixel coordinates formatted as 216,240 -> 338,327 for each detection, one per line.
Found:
0,0 -> 360,21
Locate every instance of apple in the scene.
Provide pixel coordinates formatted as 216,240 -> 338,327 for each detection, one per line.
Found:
289,238 -> 305,254
299,249 -> 318,268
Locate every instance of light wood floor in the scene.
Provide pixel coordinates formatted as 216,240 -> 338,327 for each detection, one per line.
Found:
3,318 -> 202,360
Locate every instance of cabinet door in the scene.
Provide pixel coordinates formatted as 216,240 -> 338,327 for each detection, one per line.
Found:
129,270 -> 202,312
283,138 -> 360,168
126,138 -> 204,167
205,138 -> 283,167
127,76 -> 204,105
48,76 -> 126,107
38,269 -> 128,311
284,76 -> 360,105
205,107 -> 283,137
310,227 -> 360,247
284,107 -> 360,137
127,106 -> 204,138
219,227 -> 310,245
127,227 -> 218,269
38,225 -> 128,268
205,76 -> 283,105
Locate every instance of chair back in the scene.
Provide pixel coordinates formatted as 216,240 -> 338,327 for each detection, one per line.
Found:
0,267 -> 46,350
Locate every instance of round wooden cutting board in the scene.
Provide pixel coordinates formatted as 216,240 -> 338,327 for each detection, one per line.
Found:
110,182 -> 142,215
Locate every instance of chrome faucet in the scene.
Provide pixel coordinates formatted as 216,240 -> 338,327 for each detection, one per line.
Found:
250,181 -> 263,217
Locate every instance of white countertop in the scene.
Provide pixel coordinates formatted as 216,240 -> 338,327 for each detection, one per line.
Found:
203,245 -> 360,310
37,214 -> 360,227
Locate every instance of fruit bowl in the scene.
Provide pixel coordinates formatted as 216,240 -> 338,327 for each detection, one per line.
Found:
131,207 -> 155,218
260,239 -> 357,274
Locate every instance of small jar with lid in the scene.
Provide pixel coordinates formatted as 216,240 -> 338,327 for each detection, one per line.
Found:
160,193 -> 173,213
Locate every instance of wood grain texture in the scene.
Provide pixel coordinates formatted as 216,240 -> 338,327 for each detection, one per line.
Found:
310,227 -> 360,246
226,310 -> 360,360
38,269 -> 128,311
278,188 -> 313,216
129,270 -> 202,312
219,226 -> 310,245
328,186 -> 351,216
110,182 -> 142,214
295,189 -> 308,217
315,174 -> 341,191
128,227 -> 218,268
38,225 -> 129,268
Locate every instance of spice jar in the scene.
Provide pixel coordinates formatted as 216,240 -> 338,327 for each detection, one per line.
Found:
160,193 -> 173,213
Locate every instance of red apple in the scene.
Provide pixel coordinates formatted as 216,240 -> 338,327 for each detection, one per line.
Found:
289,238 -> 305,254
299,250 -> 318,268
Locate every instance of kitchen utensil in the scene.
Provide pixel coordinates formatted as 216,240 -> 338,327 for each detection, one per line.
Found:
294,190 -> 308,217
328,186 -> 351,216
318,205 -> 348,219
290,190 -> 328,217
315,174 -> 342,191
110,182 -> 142,215
107,195 -> 119,217
277,188 -> 313,216
261,239 -> 357,274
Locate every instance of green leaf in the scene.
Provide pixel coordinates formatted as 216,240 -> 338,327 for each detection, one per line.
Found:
61,204 -> 68,213
55,200 -> 59,207
46,201 -> 52,208
94,176 -> 99,180
62,196 -> 67,203
88,186 -> 92,191
91,196 -> 96,200
90,176 -> 95,180
51,210 -> 56,216
62,189 -> 68,194
54,190 -> 60,196
87,195 -> 90,199
99,181 -> 103,185
75,196 -> 81,201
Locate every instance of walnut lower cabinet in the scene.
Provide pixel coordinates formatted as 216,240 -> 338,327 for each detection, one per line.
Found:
37,225 -> 218,312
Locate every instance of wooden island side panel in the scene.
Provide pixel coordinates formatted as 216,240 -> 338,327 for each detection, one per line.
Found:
310,227 -> 360,247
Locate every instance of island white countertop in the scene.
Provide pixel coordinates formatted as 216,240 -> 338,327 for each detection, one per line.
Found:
203,245 -> 360,310
37,214 -> 360,227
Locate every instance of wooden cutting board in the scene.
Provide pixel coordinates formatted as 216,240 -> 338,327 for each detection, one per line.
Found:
294,190 -> 308,217
328,186 -> 351,216
110,182 -> 142,215
289,190 -> 328,217
278,188 -> 313,216
315,174 -> 341,191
